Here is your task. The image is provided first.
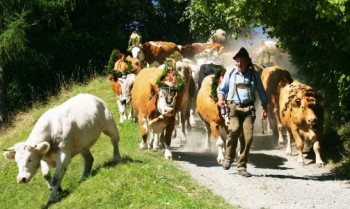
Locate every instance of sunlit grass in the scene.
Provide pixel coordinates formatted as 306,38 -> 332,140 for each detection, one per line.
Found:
0,75 -> 234,209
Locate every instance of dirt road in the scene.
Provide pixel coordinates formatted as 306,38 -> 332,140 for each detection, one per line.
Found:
171,121 -> 350,209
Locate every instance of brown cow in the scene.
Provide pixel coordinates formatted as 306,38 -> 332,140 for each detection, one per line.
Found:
197,74 -> 229,164
279,80 -> 324,166
130,41 -> 181,67
131,62 -> 190,159
261,66 -> 293,141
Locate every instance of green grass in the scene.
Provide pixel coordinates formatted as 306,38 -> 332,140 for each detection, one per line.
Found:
0,76 -> 235,209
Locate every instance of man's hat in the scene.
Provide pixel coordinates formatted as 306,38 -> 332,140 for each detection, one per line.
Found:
233,47 -> 251,60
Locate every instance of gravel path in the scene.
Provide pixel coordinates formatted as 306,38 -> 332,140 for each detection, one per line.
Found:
170,119 -> 350,209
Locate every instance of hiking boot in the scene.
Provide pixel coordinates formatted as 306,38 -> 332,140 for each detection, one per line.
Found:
238,169 -> 252,177
222,160 -> 231,170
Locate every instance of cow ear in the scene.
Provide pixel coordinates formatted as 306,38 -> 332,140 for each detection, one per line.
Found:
33,142 -> 50,154
3,147 -> 16,160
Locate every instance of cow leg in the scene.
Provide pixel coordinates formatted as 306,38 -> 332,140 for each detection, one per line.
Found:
273,106 -> 284,145
290,127 -> 305,165
138,115 -> 148,150
313,141 -> 324,167
40,160 -> 52,190
210,122 -> 225,164
164,116 -> 176,160
103,122 -> 122,163
127,103 -> 134,120
286,130 -> 292,155
81,150 -> 94,179
152,132 -> 161,150
189,108 -> 196,127
203,122 -> 211,152
117,100 -> 126,123
180,109 -> 187,146
49,151 -> 71,204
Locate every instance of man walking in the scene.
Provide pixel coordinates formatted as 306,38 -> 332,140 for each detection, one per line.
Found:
217,47 -> 268,177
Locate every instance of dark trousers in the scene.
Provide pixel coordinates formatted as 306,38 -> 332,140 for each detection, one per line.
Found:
226,103 -> 256,170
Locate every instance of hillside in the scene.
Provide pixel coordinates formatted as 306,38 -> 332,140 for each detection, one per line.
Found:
0,76 -> 234,209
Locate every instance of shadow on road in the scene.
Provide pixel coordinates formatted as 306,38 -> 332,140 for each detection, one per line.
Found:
172,151 -> 221,168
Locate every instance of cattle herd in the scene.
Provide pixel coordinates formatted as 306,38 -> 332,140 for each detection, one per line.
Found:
3,29 -> 325,204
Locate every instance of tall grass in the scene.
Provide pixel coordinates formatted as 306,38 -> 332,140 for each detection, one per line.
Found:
0,76 -> 235,209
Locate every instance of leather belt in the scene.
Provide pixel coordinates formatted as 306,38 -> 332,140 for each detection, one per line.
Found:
229,101 -> 254,108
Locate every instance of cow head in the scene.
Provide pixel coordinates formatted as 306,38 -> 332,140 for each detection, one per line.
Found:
118,74 -> 136,105
152,86 -> 177,117
209,29 -> 227,44
293,92 -> 321,129
4,142 -> 50,183
131,46 -> 145,61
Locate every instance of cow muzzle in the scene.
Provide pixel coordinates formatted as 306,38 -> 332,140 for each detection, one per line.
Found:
307,117 -> 318,128
157,88 -> 177,117
17,173 -> 31,184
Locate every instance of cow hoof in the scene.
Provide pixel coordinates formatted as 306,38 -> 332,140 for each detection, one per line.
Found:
48,197 -> 57,205
152,145 -> 161,150
298,161 -> 305,166
316,162 -> 325,167
217,158 -> 224,165
112,155 -> 122,164
164,150 -> 172,160
139,142 -> 148,150
190,120 -> 196,127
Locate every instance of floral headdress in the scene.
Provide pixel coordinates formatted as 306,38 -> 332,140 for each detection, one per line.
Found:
210,65 -> 226,101
106,49 -> 133,81
155,52 -> 185,92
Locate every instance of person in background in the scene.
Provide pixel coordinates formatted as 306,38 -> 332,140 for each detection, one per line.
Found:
217,47 -> 268,177
127,30 -> 142,52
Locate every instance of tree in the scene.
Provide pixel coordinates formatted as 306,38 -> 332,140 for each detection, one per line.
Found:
180,0 -> 350,126
0,10 -> 28,126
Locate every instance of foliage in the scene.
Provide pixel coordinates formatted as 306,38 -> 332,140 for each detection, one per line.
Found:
210,65 -> 226,101
105,49 -> 123,75
0,0 -> 193,124
338,122 -> 350,157
0,76 -> 234,209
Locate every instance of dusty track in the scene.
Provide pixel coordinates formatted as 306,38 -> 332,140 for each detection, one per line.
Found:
170,119 -> 350,209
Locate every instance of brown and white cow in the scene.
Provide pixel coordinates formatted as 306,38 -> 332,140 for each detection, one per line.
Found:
196,74 -> 229,164
131,63 -> 190,159
261,66 -> 293,141
180,42 -> 223,62
3,94 -> 121,204
109,55 -> 141,123
131,41 -> 181,67
279,80 -> 324,166
109,74 -> 135,123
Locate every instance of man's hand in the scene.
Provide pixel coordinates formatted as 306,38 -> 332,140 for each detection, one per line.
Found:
217,99 -> 225,108
217,94 -> 225,108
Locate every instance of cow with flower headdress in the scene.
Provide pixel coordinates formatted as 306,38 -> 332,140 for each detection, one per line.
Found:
196,65 -> 233,164
107,50 -> 142,123
131,54 -> 191,159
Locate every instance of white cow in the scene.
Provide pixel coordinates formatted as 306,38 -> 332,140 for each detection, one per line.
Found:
3,93 -> 121,204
